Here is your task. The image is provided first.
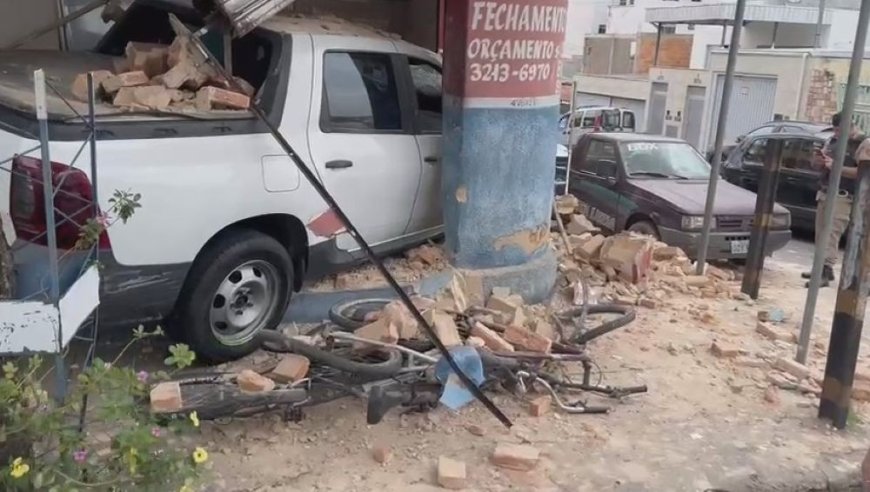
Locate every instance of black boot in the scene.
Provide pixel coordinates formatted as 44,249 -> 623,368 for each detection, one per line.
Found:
805,266 -> 835,287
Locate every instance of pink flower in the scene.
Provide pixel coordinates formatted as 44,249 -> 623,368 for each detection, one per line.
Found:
151,427 -> 161,438
73,449 -> 88,464
136,370 -> 149,383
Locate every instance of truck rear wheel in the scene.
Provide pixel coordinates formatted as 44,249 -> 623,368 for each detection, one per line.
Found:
174,229 -> 293,362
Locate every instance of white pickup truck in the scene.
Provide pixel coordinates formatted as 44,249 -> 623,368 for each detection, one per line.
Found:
2,0 -> 448,361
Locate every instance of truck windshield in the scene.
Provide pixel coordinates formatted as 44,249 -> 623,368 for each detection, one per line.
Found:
621,141 -> 711,180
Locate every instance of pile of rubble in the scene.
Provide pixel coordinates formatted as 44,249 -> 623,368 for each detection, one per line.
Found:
71,37 -> 252,112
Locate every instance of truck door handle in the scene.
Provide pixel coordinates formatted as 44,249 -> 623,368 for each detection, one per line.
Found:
325,160 -> 353,169
424,156 -> 440,164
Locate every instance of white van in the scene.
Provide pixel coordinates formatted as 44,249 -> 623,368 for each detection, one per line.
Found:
559,106 -> 637,146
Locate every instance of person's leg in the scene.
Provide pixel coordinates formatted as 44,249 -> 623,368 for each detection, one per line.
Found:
804,194 -> 828,279
826,194 -> 853,270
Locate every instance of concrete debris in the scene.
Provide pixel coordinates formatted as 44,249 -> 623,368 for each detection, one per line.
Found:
503,324 -> 552,353
465,336 -> 486,348
756,321 -> 797,343
528,395 -> 552,417
573,234 -> 606,261
487,294 -> 521,321
554,194 -> 579,215
492,286 -> 512,298
763,385 -> 780,405
353,318 -> 399,351
195,86 -> 251,110
773,357 -> 810,380
405,244 -> 445,267
437,456 -> 467,490
598,234 -> 654,284
126,41 -> 169,77
114,85 -> 173,110
424,310 -> 463,347
710,340 -> 740,359
492,443 -> 540,471
683,275 -> 710,287
237,369 -> 276,393
465,424 -> 485,437
270,354 -> 310,383
71,70 -> 113,101
565,214 -> 600,236
101,70 -> 149,95
371,444 -> 393,465
734,356 -> 768,369
766,371 -> 798,390
530,318 -> 557,342
381,300 -> 421,340
150,381 -> 183,413
652,246 -> 684,261
470,322 -> 514,352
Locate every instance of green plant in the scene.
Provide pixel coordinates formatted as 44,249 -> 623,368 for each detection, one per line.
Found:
0,327 -> 207,491
75,189 -> 142,250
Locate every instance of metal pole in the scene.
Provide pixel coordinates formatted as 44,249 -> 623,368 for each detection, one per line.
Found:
741,138 -> 783,299
771,22 -> 778,49
797,0 -> 870,364
696,0 -> 747,274
35,69 -> 66,401
819,161 -> 870,429
814,0 -> 827,49
721,23 -> 727,46
653,23 -> 662,67
564,79 -> 577,195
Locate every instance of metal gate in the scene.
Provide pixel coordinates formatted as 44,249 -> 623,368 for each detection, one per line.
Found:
708,74 -> 776,152
682,85 -> 705,150
647,82 -> 667,135
611,96 -> 646,132
575,92 -> 612,108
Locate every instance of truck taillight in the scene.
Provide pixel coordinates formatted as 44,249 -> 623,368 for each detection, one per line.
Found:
10,155 -> 110,250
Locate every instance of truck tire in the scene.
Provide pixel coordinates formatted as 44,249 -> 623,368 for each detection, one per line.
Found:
174,229 -> 294,362
627,220 -> 660,240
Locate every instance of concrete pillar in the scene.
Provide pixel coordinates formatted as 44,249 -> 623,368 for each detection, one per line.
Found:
442,0 -> 566,301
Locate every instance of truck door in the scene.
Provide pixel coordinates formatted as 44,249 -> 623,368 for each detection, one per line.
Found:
568,137 -> 622,233
402,56 -> 443,234
307,39 -> 421,251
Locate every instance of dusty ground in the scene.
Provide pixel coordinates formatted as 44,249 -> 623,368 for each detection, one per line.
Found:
194,247 -> 870,492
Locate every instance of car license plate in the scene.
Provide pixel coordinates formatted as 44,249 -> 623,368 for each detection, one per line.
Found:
730,239 -> 749,255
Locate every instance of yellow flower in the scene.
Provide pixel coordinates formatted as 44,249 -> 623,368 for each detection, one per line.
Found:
126,448 -> 138,475
189,411 -> 200,428
192,447 -> 208,465
9,457 -> 30,479
179,486 -> 194,492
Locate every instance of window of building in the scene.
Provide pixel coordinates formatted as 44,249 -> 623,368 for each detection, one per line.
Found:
598,24 -> 606,34
618,0 -> 626,6
322,52 -> 401,132
661,25 -> 676,34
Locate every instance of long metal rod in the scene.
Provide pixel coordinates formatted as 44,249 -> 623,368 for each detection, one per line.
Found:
653,23 -> 662,67
564,79 -> 577,195
36,69 -> 67,401
174,18 -> 512,427
696,0 -> 747,274
797,0 -> 870,365
814,0 -> 827,49
3,0 -> 108,49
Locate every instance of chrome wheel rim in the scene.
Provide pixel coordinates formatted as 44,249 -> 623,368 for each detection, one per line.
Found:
209,260 -> 280,346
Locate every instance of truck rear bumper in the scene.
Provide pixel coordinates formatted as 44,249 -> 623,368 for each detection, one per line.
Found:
659,227 -> 791,260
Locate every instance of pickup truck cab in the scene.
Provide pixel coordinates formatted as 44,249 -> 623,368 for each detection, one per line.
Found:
559,106 -> 636,147
566,133 -> 792,259
2,0 -> 446,361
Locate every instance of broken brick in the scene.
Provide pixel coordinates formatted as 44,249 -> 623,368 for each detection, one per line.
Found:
470,322 -> 514,352
639,298 -> 659,309
504,324 -> 552,353
465,424 -> 485,436
150,381 -> 182,413
573,234 -> 606,261
652,246 -> 684,261
531,319 -> 557,341
237,369 -> 275,393
487,294 -> 519,317
756,321 -> 797,343
195,86 -> 250,110
773,357 -> 810,380
101,70 -> 149,94
371,444 -> 392,464
528,395 -> 552,417
599,234 -> 654,284
565,214 -> 600,235
763,385 -> 780,405
382,301 -> 419,339
125,41 -> 169,78
353,318 -> 399,351
437,456 -> 467,490
492,443 -> 540,471
70,70 -> 113,101
491,286 -> 512,298
465,336 -> 486,348
269,354 -> 310,383
405,244 -> 444,266
112,56 -> 130,74
683,275 -> 710,287
423,310 -> 462,347
131,85 -> 172,110
710,340 -> 740,359
554,194 -> 579,215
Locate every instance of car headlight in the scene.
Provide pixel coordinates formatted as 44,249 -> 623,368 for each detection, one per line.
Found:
681,215 -> 715,230
771,213 -> 791,229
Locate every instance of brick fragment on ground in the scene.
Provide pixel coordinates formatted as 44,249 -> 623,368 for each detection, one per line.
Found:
491,443 -> 540,471
437,456 -> 467,490
101,70 -> 149,94
565,214 -> 600,235
150,381 -> 182,413
424,310 -> 463,347
371,444 -> 392,464
125,41 -> 169,77
710,340 -> 740,359
470,322 -> 514,352
195,86 -> 250,111
756,321 -> 797,343
503,324 -> 552,353
237,369 -> 275,393
528,395 -> 552,417
599,233 -> 654,284
353,318 -> 399,351
773,357 -> 810,380
270,354 -> 310,383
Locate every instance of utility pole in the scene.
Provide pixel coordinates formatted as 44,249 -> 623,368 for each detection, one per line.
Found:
814,0 -> 827,49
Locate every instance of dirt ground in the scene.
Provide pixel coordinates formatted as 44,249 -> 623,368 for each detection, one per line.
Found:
196,250 -> 870,492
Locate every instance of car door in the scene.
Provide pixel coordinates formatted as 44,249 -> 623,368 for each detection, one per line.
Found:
568,137 -> 622,233
778,137 -> 822,225
734,137 -> 768,193
403,56 -> 443,234
307,39 -> 421,251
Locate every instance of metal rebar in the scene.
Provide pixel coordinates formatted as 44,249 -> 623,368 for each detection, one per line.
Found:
36,69 -> 67,401
564,79 -> 577,195
741,138 -> 783,299
696,0 -> 747,274
797,0 -> 870,365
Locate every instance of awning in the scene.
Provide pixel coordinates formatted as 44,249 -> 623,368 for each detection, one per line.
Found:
646,3 -> 831,26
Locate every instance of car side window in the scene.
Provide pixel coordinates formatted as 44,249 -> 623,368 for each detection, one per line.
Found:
408,58 -> 442,134
746,125 -> 775,138
579,110 -> 601,128
584,139 -> 618,177
743,138 -> 768,166
622,111 -> 635,130
781,138 -> 818,172
322,52 -> 402,132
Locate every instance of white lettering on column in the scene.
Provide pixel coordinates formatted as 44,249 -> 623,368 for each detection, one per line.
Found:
471,1 -> 486,30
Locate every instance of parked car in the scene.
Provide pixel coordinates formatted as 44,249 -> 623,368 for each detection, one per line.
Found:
711,120 -> 832,162
566,133 -> 792,259
559,106 -> 636,147
722,132 -> 825,231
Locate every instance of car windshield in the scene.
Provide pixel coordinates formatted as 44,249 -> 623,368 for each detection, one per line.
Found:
621,141 -> 711,179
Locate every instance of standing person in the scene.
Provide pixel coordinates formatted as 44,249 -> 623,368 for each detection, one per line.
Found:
803,112 -> 869,287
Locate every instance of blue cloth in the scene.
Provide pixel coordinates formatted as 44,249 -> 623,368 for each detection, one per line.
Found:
434,346 -> 485,411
